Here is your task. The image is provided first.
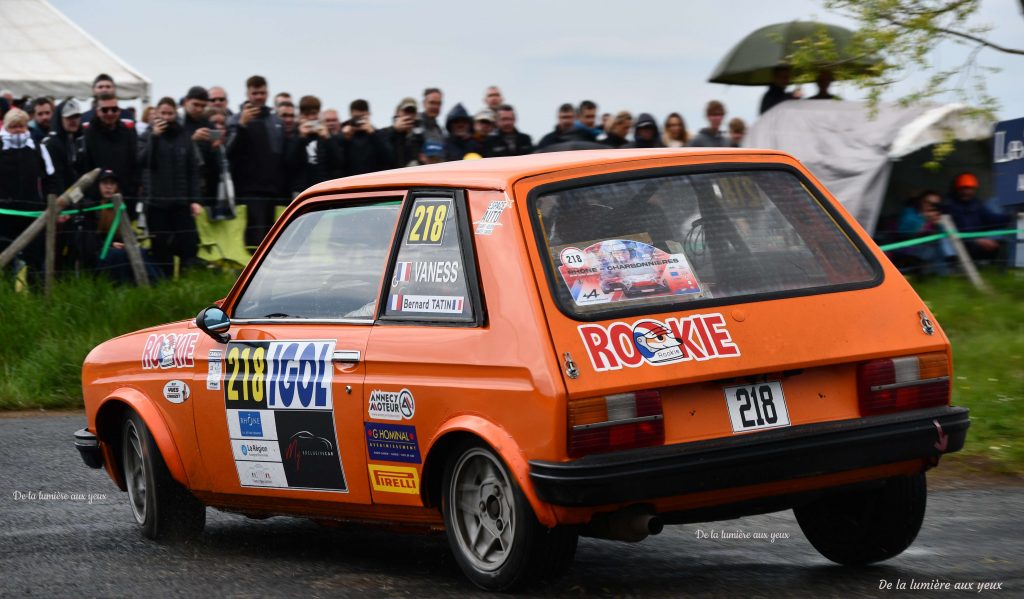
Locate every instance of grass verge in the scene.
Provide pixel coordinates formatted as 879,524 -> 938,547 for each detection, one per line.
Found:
0,270 -> 234,410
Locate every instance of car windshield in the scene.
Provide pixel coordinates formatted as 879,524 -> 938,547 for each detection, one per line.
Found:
533,169 -> 878,318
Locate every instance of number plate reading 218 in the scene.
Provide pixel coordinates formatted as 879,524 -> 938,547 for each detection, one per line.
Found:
723,381 -> 791,433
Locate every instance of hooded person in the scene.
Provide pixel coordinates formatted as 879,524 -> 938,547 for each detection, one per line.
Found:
624,113 -> 665,149
0,108 -> 55,275
442,103 -> 483,161
43,99 -> 85,195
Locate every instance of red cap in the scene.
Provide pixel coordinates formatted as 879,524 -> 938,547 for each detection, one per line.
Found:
955,173 -> 979,189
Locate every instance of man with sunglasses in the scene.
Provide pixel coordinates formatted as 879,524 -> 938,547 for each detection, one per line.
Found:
82,93 -> 139,203
208,86 -> 232,116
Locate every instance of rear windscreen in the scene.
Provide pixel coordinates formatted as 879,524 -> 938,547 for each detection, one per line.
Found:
533,169 -> 878,318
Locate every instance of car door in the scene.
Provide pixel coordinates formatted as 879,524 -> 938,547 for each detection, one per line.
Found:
192,196 -> 404,506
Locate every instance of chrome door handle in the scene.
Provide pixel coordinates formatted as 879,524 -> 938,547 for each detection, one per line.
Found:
332,350 -> 361,364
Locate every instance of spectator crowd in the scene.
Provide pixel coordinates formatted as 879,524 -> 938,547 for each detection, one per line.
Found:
0,72 -> 1012,284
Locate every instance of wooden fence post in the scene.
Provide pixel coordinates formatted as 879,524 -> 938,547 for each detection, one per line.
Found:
940,214 -> 993,295
111,194 -> 150,287
44,194 -> 58,295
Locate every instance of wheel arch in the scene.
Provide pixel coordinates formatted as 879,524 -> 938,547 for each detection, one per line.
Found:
422,415 -> 558,528
94,388 -> 190,491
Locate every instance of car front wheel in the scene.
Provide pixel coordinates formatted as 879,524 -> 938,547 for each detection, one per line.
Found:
442,440 -> 577,591
794,473 -> 926,565
122,411 -> 206,541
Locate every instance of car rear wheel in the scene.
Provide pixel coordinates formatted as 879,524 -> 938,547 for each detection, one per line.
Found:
122,411 -> 205,541
442,441 -> 577,591
794,473 -> 926,565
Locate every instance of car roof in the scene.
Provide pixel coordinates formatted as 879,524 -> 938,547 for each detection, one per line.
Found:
300,148 -> 792,199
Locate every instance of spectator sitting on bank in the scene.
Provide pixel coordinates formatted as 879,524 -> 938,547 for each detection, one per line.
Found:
662,112 -> 689,147
947,172 -> 1011,262
688,101 -> 729,147
760,66 -> 802,114
442,103 -> 483,161
896,190 -> 954,275
624,113 -> 664,148
728,117 -> 746,147
601,111 -> 633,148
483,104 -> 533,157
89,169 -> 162,283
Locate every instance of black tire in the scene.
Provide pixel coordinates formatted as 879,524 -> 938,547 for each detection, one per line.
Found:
121,411 -> 206,541
794,473 -> 926,565
441,440 -> 577,591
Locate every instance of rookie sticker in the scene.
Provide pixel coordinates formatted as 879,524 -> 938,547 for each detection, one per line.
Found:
556,239 -> 702,307
364,423 -> 421,464
406,198 -> 451,245
578,313 -> 740,371
368,464 -> 420,495
222,340 -> 346,492
141,332 -> 199,370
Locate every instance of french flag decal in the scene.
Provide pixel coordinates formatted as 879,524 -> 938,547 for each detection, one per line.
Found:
393,261 -> 412,284
389,294 -> 403,311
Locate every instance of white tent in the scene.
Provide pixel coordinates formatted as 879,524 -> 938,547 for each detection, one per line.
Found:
745,101 -> 992,233
0,0 -> 150,101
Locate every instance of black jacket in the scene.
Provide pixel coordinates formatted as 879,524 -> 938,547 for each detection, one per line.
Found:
760,84 -> 797,114
483,130 -> 534,157
538,125 -> 596,149
43,100 -> 84,195
181,113 -> 220,200
0,134 -> 50,210
288,133 -> 345,192
442,103 -> 483,161
82,116 -> 140,198
600,132 -> 629,148
138,123 -> 202,206
380,125 -> 422,168
341,122 -> 393,176
624,113 -> 665,149
226,105 -> 287,198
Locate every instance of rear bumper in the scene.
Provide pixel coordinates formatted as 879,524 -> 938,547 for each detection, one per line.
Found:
74,428 -> 104,469
530,406 -> 969,507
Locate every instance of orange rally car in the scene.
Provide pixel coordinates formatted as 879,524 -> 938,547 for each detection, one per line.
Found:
76,149 -> 969,591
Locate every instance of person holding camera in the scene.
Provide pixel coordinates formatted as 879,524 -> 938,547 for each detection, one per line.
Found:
379,97 -> 424,168
287,95 -> 344,193
138,97 -> 203,277
341,99 -> 393,176
226,75 -> 287,246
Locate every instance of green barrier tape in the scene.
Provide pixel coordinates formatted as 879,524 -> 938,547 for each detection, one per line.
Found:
0,202 -> 116,218
98,204 -> 126,261
879,229 -> 1022,251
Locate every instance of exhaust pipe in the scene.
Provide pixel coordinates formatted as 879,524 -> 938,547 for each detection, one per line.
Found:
582,506 -> 664,543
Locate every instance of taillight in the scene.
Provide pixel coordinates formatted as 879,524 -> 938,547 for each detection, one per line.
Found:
857,352 -> 950,416
568,390 -> 664,458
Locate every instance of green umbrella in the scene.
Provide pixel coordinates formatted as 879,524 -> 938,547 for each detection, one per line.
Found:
708,20 -> 877,86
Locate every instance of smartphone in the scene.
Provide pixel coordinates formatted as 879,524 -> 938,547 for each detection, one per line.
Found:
307,120 -> 321,129
208,129 -> 223,142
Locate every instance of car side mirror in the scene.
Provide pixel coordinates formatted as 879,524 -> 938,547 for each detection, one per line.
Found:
196,306 -> 231,343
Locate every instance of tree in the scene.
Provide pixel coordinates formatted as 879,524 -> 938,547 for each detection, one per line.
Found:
790,0 -> 1023,119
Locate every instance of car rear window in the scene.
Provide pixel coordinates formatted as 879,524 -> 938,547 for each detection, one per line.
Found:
533,169 -> 878,318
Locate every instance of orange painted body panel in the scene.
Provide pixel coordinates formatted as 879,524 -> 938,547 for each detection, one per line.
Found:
81,149 -> 953,530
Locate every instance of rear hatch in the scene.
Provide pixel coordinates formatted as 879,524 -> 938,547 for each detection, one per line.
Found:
515,158 -> 949,452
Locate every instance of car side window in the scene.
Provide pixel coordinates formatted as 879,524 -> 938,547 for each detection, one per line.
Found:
382,194 -> 476,323
233,200 -> 402,320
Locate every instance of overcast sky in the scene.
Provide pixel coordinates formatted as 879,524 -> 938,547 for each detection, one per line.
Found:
51,0 -> 1024,138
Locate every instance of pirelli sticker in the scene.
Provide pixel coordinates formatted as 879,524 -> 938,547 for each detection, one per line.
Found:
222,340 -> 346,492
368,464 -> 420,495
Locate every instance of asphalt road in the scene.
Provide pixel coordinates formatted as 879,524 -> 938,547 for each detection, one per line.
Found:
1,413 -> 1020,598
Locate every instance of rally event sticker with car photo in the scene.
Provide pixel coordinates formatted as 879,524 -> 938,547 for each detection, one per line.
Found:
221,340 -> 347,492
556,239 -> 703,307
